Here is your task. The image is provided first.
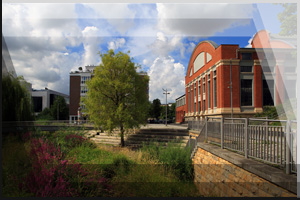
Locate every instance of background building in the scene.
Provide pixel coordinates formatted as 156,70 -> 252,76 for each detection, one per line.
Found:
69,65 -> 149,123
176,30 -> 296,122
69,65 -> 95,123
175,94 -> 186,123
32,88 -> 69,115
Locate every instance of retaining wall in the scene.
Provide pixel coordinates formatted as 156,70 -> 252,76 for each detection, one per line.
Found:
192,142 -> 296,197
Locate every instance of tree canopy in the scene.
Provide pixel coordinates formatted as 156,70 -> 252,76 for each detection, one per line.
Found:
2,74 -> 34,121
83,49 -> 149,147
50,96 -> 69,120
149,98 -> 162,120
277,3 -> 297,36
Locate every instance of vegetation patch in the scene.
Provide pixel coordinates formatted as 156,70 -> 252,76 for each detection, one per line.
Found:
2,128 -> 200,197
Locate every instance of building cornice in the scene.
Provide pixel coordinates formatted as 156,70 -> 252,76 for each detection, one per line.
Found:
215,59 -> 240,68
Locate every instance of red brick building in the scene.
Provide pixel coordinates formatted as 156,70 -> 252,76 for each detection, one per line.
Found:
176,30 -> 296,123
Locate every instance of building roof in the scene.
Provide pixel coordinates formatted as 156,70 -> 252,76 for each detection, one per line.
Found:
175,94 -> 186,100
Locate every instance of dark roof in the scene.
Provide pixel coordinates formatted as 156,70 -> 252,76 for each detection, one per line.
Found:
175,94 -> 185,100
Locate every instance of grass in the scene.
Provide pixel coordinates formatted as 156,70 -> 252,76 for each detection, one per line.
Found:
2,128 -> 201,197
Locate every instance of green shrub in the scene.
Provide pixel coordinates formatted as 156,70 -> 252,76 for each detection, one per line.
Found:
102,155 -> 134,179
141,141 -> 194,181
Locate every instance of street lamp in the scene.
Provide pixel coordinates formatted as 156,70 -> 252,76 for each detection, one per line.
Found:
162,88 -> 170,126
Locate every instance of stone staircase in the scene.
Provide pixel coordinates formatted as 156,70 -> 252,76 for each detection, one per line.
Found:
89,128 -> 189,149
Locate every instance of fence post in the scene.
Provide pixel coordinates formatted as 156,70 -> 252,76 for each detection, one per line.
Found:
286,120 -> 291,174
244,118 -> 249,158
221,117 -> 224,149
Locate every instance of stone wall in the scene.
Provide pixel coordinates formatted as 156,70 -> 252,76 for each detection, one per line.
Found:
192,143 -> 296,197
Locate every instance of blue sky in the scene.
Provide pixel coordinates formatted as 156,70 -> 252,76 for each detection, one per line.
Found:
2,3 -> 288,103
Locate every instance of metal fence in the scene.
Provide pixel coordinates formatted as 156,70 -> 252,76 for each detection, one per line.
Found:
188,117 -> 297,174
186,121 -> 207,158
187,120 -> 206,131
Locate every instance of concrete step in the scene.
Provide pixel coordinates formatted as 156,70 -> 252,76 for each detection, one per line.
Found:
126,137 -> 188,143
139,128 -> 188,133
93,135 -> 126,140
136,131 -> 189,136
126,141 -> 186,148
127,134 -> 189,140
91,137 -> 121,144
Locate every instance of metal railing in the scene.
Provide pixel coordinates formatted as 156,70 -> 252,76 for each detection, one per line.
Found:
189,117 -> 297,174
187,119 -> 206,131
186,121 -> 207,158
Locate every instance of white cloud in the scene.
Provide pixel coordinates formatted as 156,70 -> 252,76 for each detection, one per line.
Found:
147,56 -> 185,102
108,38 -> 126,50
82,4 -> 136,35
81,26 -> 101,66
150,32 -> 185,57
156,3 -> 254,37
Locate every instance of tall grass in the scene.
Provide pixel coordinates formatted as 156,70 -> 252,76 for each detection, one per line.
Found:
141,141 -> 194,181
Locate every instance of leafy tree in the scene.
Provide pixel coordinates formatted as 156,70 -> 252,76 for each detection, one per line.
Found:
36,108 -> 55,121
83,49 -> 149,147
50,96 -> 69,120
277,3 -> 296,36
152,98 -> 162,120
2,74 -> 34,121
169,103 -> 176,120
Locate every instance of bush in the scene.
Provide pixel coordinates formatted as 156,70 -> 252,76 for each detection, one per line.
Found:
141,142 -> 194,181
20,137 -> 110,197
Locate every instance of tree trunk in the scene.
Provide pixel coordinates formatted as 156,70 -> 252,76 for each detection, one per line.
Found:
120,124 -> 125,147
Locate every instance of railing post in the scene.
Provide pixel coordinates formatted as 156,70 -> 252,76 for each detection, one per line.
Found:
244,118 -> 249,158
286,120 -> 291,174
221,117 -> 224,149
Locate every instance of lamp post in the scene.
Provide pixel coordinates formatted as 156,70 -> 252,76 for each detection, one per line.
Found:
162,88 -> 170,126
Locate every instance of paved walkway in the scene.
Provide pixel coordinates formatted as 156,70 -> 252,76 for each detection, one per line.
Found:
140,123 -> 188,129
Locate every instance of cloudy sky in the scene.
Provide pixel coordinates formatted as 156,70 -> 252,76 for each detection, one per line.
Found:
2,2 -> 285,103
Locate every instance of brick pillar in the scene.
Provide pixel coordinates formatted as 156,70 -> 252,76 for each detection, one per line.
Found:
185,86 -> 188,114
232,62 -> 240,110
275,63 -> 285,106
205,74 -> 208,113
210,71 -> 213,110
254,62 -> 263,112
196,80 -> 198,115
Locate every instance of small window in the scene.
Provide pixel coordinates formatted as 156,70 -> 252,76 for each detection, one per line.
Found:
240,66 -> 253,72
242,53 -> 252,60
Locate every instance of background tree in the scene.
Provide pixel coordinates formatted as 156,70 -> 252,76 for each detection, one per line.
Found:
50,96 -> 69,120
277,3 -> 296,36
36,108 -> 54,121
83,49 -> 149,147
169,103 -> 176,121
2,74 -> 34,121
152,98 -> 162,120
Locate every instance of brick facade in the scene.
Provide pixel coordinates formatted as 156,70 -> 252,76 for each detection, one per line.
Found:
176,30 -> 295,121
69,75 -> 80,116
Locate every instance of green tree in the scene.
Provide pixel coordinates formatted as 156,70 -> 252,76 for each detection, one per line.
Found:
152,98 -> 162,120
36,108 -> 55,121
83,50 -> 149,147
277,3 -> 296,36
2,74 -> 34,121
50,96 -> 69,120
169,103 -> 176,121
